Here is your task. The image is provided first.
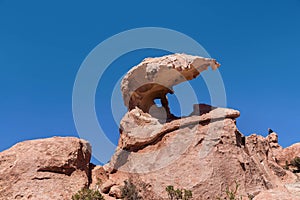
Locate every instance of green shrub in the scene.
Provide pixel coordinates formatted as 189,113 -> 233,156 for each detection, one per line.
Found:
121,179 -> 142,200
183,189 -> 193,200
217,181 -> 254,200
96,178 -> 102,187
247,193 -> 254,200
166,185 -> 192,200
72,188 -> 104,200
290,157 -> 300,171
284,160 -> 290,170
224,181 -> 241,200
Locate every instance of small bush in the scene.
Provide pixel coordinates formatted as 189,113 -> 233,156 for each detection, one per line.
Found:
72,188 -> 104,200
166,185 -> 192,200
217,181 -> 254,200
284,160 -> 290,170
96,178 -> 102,187
247,193 -> 254,200
121,179 -> 142,200
183,189 -> 193,200
290,157 -> 300,172
225,181 -> 241,200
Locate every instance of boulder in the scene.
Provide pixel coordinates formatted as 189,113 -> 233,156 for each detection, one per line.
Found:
0,137 -> 91,200
275,143 -> 300,168
121,53 -> 220,120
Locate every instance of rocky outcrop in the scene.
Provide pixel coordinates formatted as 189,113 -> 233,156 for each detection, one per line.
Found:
1,54 -> 300,199
275,143 -> 300,168
1,114 -> 299,199
121,53 -> 220,120
97,54 -> 300,199
100,104 -> 299,199
0,137 -> 91,200
117,104 -> 240,152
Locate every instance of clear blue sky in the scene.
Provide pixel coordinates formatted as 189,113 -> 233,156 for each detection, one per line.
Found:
1,1 -> 300,164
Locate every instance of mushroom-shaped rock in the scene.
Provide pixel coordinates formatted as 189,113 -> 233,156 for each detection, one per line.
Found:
121,53 -> 220,120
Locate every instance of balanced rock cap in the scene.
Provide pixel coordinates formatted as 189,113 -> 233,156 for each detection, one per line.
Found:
121,53 -> 220,115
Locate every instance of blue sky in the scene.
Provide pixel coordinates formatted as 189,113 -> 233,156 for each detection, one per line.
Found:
1,1 -> 300,164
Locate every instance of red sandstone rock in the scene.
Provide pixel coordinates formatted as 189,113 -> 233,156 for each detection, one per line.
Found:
101,104 -> 299,199
253,189 -> 300,200
0,137 -> 91,200
275,143 -> 300,168
1,54 -> 300,200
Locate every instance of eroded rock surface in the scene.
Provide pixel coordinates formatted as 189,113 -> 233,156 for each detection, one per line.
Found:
121,53 -> 220,120
1,54 -> 300,199
101,104 -> 299,199
0,137 -> 91,200
253,189 -> 300,200
95,54 -> 300,199
275,143 -> 300,168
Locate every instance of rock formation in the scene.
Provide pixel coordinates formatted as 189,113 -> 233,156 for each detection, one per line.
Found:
0,54 -> 300,199
0,137 -> 91,200
101,54 -> 300,199
101,104 -> 299,199
121,53 -> 220,121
